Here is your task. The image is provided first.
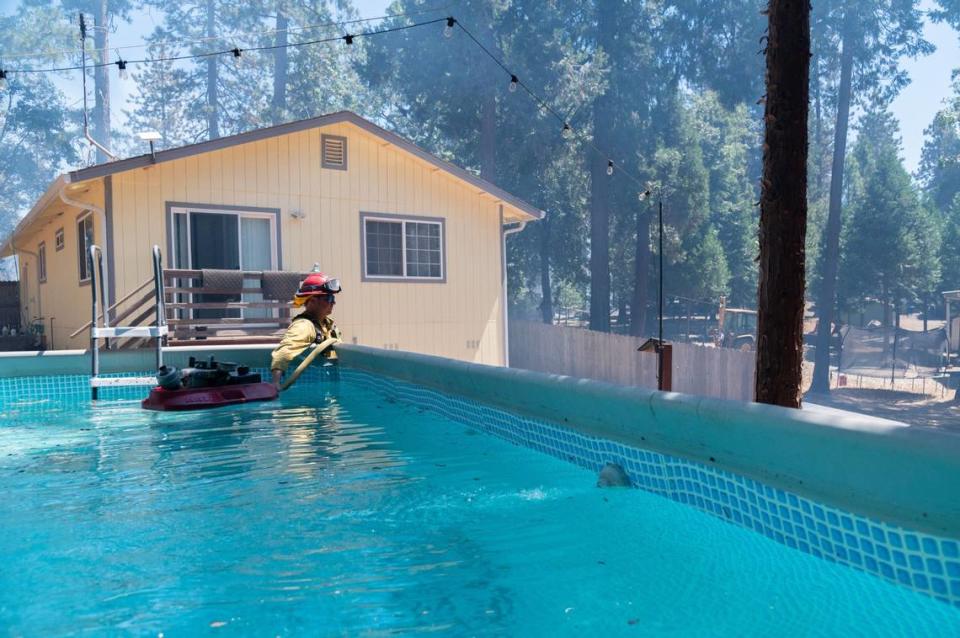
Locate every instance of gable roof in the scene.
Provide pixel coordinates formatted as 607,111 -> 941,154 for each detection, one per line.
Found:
70,110 -> 545,220
1,111 -> 543,258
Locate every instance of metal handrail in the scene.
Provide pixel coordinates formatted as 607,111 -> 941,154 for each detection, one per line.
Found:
70,276 -> 153,338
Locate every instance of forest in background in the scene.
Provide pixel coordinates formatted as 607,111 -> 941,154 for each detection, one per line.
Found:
2,0 -> 960,345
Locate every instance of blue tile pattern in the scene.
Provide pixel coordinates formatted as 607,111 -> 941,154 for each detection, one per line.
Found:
2,366 -> 959,608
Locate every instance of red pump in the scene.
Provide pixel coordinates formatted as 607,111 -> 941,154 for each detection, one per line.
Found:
142,357 -> 278,411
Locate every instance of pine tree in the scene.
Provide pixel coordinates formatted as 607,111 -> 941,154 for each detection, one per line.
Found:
0,3 -> 79,235
809,0 -> 932,393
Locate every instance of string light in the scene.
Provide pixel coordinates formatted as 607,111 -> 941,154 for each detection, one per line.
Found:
0,12 -> 650,198
2,16 -> 448,76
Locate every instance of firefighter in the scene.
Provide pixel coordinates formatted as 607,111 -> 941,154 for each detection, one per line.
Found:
270,272 -> 342,388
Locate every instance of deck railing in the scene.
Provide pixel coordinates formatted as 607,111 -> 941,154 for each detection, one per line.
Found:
162,269 -> 304,346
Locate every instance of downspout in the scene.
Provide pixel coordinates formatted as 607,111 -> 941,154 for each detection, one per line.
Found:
501,207 -> 528,367
60,182 -> 109,314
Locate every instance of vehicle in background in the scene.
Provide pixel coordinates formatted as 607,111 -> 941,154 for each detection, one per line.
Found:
714,296 -> 757,351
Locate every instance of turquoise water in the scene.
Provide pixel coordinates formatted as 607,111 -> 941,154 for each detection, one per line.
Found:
2,379 -> 960,636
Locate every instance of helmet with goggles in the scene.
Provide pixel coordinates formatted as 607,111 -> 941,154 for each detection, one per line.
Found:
293,273 -> 341,307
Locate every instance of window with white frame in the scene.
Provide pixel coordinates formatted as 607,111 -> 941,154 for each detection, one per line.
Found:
362,214 -> 444,280
38,242 -> 47,284
54,228 -> 64,251
77,212 -> 94,282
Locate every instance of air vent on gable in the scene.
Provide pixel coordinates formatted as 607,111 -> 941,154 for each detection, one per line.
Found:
322,134 -> 347,170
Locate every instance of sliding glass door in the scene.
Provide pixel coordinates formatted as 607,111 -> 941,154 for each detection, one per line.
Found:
170,207 -> 277,320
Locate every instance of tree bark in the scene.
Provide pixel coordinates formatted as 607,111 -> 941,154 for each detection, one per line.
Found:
92,0 -> 110,164
480,91 -> 496,183
539,218 -> 553,324
206,0 -> 220,140
589,3 -> 616,333
630,208 -> 651,336
271,0 -> 288,125
755,0 -> 810,408
810,17 -> 854,393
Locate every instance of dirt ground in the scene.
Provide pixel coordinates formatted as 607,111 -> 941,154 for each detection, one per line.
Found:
800,361 -> 959,431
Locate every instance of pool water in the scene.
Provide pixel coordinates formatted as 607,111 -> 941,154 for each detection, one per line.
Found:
2,378 -> 959,636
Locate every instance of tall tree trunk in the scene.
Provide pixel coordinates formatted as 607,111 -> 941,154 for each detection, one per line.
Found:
755,0 -> 810,408
539,218 -> 553,324
272,0 -> 288,125
813,52 -> 823,193
630,209 -> 651,336
206,0 -> 220,140
810,18 -> 854,393
92,0 -> 110,163
588,5 -> 616,333
480,91 -> 496,183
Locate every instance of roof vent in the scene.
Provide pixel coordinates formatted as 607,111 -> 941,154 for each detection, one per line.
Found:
322,134 -> 347,170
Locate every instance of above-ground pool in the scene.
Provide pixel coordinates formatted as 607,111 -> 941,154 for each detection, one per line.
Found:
2,361 -> 960,636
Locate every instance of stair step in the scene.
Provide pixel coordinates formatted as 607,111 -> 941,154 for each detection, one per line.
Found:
90,376 -> 157,388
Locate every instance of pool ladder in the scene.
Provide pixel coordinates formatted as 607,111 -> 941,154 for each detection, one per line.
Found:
88,244 -> 169,399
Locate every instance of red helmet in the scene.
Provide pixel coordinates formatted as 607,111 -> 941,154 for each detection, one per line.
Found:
293,273 -> 341,306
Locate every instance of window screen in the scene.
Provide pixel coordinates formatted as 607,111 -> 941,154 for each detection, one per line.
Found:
365,220 -> 404,276
405,222 -> 442,278
38,242 -> 47,283
363,215 -> 444,280
77,214 -> 94,282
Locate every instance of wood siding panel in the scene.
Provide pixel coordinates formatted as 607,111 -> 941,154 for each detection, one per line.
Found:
39,122 -> 511,364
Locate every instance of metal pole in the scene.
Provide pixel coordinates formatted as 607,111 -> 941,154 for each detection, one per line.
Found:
153,246 -> 166,369
658,195 -> 664,391
89,246 -> 99,400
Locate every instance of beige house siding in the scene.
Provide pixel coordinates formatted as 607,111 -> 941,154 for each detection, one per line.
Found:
30,121 -> 510,364
14,182 -> 105,349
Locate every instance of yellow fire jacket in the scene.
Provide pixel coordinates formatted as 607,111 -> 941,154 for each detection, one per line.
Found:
270,315 -> 340,372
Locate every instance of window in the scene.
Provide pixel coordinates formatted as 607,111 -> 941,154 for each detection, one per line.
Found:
38,242 -> 47,284
77,212 -> 94,282
54,228 -> 64,251
362,214 -> 444,281
321,134 -> 347,170
168,205 -> 280,320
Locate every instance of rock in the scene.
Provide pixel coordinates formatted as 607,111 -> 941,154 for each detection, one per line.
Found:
597,462 -> 631,488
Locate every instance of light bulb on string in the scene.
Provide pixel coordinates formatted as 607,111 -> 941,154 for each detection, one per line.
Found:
606,160 -> 614,176
231,47 -> 243,63
508,75 -> 518,93
344,34 -> 354,45
444,17 -> 455,38
0,69 -> 6,88
561,123 -> 572,139
116,58 -> 128,81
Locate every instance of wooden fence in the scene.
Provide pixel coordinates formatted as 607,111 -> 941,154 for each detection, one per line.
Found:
508,320 -> 756,402
0,281 -> 19,329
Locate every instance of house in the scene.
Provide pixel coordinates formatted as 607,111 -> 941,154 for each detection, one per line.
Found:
0,111 -> 543,365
